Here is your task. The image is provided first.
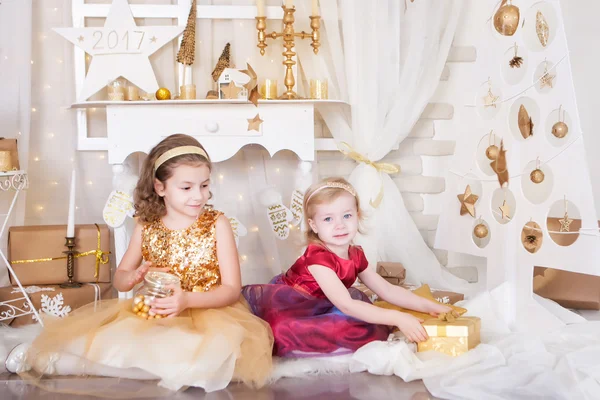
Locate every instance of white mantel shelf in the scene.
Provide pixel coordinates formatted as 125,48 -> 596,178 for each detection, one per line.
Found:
73,99 -> 345,161
70,99 -> 349,108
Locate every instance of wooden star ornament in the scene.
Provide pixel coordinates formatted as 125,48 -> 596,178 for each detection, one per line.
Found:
499,200 -> 511,220
457,185 -> 479,217
483,89 -> 499,108
241,63 -> 259,106
247,114 -> 264,131
221,82 -> 242,99
540,71 -> 555,89
558,212 -> 573,232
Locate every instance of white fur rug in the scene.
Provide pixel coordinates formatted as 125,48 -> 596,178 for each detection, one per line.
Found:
0,323 -> 361,380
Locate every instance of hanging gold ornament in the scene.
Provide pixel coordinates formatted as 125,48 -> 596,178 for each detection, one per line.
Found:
493,0 -> 520,36
521,221 -> 543,254
155,87 -> 171,100
552,105 -> 569,138
499,200 -> 511,220
474,223 -> 489,239
558,196 -> 573,232
486,145 -> 499,161
457,185 -> 479,217
552,121 -> 568,138
539,60 -> 555,89
509,43 -> 523,68
518,104 -> 534,139
530,169 -> 545,184
490,140 -> 509,188
483,85 -> 499,108
536,11 -> 550,47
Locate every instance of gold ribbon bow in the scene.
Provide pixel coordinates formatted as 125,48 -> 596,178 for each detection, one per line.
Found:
12,224 -> 111,282
338,141 -> 401,208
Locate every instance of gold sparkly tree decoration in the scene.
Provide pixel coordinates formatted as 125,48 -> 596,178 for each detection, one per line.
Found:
211,43 -> 231,82
176,0 -> 196,66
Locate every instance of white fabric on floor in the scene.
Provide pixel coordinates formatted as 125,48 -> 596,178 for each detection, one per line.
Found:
351,285 -> 598,400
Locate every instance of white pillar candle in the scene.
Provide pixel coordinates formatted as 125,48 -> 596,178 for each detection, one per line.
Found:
67,169 -> 76,237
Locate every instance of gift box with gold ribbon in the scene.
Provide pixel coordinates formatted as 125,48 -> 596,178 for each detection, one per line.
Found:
8,224 -> 111,285
417,315 -> 481,357
0,283 -> 114,327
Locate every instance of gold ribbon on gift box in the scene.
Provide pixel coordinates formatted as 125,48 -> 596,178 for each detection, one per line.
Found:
11,224 -> 110,282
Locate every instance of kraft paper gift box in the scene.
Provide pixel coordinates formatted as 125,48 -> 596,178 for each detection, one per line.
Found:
533,267 -> 600,310
376,262 -> 406,285
0,283 -> 114,327
8,224 -> 111,286
532,218 -> 600,310
417,316 -> 481,357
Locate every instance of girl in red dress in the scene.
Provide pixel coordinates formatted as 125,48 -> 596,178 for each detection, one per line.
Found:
242,177 -> 452,357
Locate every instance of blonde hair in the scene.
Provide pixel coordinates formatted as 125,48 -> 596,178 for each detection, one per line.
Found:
134,134 -> 212,223
303,177 -> 364,245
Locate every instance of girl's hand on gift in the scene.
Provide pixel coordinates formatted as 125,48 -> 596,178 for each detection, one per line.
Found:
427,301 -> 458,318
150,284 -> 188,318
395,312 -> 428,343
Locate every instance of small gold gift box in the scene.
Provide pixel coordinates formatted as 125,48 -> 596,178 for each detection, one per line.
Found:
417,316 -> 481,357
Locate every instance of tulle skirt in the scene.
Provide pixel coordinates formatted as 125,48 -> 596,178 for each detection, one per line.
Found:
20,296 -> 274,396
242,275 -> 390,357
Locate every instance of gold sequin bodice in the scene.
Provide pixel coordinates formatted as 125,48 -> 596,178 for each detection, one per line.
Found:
141,208 -> 222,292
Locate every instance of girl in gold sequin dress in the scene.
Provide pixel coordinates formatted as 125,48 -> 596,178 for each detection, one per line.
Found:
14,134 -> 274,395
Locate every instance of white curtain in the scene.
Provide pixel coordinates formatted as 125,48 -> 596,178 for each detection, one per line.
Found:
297,0 -> 472,292
0,0 -> 32,286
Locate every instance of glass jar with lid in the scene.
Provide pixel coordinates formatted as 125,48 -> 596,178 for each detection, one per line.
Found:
131,271 -> 181,320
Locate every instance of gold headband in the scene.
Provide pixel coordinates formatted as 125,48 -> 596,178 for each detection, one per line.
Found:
154,146 -> 209,172
306,181 -> 357,203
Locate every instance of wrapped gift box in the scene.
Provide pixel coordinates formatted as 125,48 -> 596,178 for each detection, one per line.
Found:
376,262 -> 406,285
0,283 -> 114,327
417,316 -> 481,357
372,284 -> 467,321
402,284 -> 465,305
8,224 -> 111,286
533,267 -> 600,310
355,281 -> 464,305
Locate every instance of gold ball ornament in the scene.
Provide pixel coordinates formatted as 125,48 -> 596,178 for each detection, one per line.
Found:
155,87 -> 171,101
486,145 -> 499,160
530,168 -> 545,184
552,121 -> 568,138
493,2 -> 520,36
474,223 -> 489,239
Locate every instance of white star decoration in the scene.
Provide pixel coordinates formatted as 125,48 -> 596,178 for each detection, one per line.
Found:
54,0 -> 184,101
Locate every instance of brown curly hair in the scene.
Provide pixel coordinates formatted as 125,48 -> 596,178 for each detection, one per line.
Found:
303,177 -> 365,245
134,134 -> 212,223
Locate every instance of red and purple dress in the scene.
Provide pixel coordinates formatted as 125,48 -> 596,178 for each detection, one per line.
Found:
242,244 -> 390,357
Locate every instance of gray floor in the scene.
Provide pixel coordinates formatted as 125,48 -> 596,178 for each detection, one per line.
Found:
0,372 -> 436,399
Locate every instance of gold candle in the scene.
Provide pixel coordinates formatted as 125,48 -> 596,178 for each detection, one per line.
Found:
260,79 -> 278,100
107,80 -> 125,101
180,84 -> 197,100
125,85 -> 139,101
310,79 -> 328,99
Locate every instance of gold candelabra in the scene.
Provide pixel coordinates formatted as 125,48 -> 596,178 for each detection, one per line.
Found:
256,6 -> 320,99
60,236 -> 81,288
